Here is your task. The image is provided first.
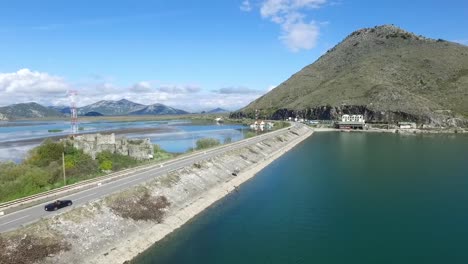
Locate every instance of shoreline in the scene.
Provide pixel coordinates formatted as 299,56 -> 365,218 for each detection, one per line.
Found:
90,127 -> 314,264
0,126 -> 178,148
312,127 -> 468,134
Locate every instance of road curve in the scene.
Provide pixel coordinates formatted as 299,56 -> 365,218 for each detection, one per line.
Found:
0,123 -> 304,233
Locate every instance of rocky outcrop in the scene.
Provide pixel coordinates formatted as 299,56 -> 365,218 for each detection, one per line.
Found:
231,105 -> 468,127
63,133 -> 154,160
0,113 -> 7,121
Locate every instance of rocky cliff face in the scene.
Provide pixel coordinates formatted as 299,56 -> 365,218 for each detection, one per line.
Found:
234,25 -> 468,127
231,105 -> 468,127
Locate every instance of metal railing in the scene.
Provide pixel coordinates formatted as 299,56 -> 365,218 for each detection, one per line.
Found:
0,123 -> 299,213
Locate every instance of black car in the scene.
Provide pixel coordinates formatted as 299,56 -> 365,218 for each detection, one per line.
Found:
44,200 -> 73,211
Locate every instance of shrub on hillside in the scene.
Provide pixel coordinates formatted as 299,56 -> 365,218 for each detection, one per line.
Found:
26,139 -> 64,167
96,151 -> 139,171
195,138 -> 220,150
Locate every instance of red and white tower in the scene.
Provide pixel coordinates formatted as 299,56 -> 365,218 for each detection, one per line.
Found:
68,90 -> 78,135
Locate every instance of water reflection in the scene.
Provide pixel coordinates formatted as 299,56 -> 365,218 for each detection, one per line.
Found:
0,120 -> 247,162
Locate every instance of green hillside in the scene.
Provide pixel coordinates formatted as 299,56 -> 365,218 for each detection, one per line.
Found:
235,25 -> 468,127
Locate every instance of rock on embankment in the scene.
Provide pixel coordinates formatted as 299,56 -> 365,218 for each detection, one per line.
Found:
1,125 -> 312,264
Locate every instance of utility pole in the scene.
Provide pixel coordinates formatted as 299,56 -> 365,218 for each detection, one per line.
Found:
62,152 -> 66,186
192,132 -> 195,151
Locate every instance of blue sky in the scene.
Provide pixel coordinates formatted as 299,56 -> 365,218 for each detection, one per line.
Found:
0,0 -> 467,111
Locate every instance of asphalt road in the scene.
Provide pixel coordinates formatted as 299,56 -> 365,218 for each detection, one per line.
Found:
0,124 -> 303,233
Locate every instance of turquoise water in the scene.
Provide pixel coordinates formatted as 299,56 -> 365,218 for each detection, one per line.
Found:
134,132 -> 468,264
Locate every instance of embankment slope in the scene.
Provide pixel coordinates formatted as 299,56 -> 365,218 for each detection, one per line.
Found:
0,125 -> 312,264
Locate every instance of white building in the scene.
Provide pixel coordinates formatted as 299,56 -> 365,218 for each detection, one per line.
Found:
341,114 -> 364,123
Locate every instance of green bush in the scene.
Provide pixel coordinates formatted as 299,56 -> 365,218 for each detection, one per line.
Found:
195,138 -> 220,150
97,151 -> 138,171
100,160 -> 113,171
245,131 -> 256,138
26,139 -> 64,167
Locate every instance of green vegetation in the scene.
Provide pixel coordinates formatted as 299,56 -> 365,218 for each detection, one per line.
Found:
0,140 -> 177,203
273,121 -> 290,130
245,131 -> 257,138
195,138 -> 221,150
96,151 -> 138,171
153,144 -> 173,161
48,129 -> 63,133
238,25 -> 468,126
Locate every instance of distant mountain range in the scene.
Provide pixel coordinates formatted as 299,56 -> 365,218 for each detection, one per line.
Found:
0,102 -> 64,120
0,99 -> 231,120
233,25 -> 468,127
206,108 -> 229,114
77,99 -> 146,116
129,103 -> 189,115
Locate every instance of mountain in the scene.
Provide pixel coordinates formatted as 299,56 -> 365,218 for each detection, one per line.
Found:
49,105 -> 71,115
129,103 -> 189,115
84,111 -> 104,116
207,108 -> 229,114
0,102 -> 64,119
233,25 -> 468,127
77,99 -> 145,116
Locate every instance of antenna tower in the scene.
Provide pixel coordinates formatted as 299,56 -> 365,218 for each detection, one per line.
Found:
68,90 -> 78,135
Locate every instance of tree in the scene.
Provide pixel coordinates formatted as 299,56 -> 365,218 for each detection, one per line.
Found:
27,139 -> 64,167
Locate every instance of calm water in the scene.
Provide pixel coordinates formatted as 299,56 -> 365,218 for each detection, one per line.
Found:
134,132 -> 468,264
0,120 -> 247,162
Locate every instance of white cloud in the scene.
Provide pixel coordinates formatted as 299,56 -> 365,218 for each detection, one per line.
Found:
267,85 -> 277,91
130,81 -> 152,93
0,69 -> 70,106
240,0 -> 252,12
280,21 -> 319,52
212,86 -> 261,94
255,0 -> 327,51
0,69 -> 267,112
157,84 -> 201,94
0,68 -> 69,94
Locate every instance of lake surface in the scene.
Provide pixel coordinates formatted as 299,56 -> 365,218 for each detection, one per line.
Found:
134,132 -> 468,264
0,120 -> 248,162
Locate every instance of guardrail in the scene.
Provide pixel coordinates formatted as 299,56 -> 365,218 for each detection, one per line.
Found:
0,123 -> 296,214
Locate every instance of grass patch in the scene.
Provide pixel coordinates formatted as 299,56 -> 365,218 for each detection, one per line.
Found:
195,138 -> 220,150
48,129 -> 63,133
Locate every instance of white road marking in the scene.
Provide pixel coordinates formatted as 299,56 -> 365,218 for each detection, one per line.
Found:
73,192 -> 97,202
0,215 -> 30,227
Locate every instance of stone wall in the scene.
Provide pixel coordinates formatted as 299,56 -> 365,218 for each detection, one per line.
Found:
64,133 -> 154,160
